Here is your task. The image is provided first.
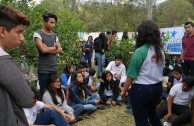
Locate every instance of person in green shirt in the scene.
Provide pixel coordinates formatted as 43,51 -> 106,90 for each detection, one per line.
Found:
121,20 -> 165,126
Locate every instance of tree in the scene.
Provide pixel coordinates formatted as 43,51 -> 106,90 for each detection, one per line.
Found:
157,0 -> 194,28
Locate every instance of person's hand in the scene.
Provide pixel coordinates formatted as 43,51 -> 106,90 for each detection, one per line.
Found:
106,100 -> 111,105
91,87 -> 95,92
115,73 -> 121,79
164,113 -> 172,120
125,91 -> 128,96
95,98 -> 100,104
166,82 -> 171,87
112,101 -> 116,106
63,114 -> 71,123
120,90 -> 126,100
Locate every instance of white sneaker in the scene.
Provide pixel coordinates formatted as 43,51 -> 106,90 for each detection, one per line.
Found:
163,121 -> 172,126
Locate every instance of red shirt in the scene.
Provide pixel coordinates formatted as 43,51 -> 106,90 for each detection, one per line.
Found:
182,34 -> 194,60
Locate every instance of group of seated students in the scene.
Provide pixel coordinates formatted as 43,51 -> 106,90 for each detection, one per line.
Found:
157,65 -> 194,126
24,61 -> 124,126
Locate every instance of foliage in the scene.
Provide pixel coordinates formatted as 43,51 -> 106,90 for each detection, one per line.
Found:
4,1 -> 86,67
105,36 -> 135,68
157,0 -> 194,28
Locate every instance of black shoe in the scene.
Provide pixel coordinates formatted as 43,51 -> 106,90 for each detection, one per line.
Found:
116,102 -> 122,106
98,105 -> 106,110
75,115 -> 84,122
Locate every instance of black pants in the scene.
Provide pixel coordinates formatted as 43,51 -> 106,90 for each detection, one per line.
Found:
181,60 -> 194,76
157,101 -> 192,126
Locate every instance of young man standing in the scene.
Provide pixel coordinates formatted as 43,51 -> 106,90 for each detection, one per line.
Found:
34,12 -> 62,96
0,5 -> 34,126
181,22 -> 194,76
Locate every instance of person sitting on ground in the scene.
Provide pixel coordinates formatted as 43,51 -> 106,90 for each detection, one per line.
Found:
98,70 -> 122,106
68,71 -> 101,113
42,75 -> 84,124
162,66 -> 185,100
60,64 -> 74,91
86,68 -> 100,92
106,54 -> 126,90
23,87 -> 70,126
156,76 -> 194,126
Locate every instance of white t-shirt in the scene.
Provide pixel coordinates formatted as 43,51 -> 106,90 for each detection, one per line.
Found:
88,73 -> 96,86
106,61 -> 126,83
173,76 -> 182,85
103,84 -> 113,96
169,83 -> 194,106
23,101 -> 45,124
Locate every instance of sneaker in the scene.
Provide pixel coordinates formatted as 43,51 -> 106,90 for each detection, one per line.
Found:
81,113 -> 90,119
98,105 -> 106,110
75,116 -> 84,122
116,102 -> 122,106
163,121 -> 172,126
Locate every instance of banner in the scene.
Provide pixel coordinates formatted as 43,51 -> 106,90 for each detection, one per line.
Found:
160,26 -> 184,54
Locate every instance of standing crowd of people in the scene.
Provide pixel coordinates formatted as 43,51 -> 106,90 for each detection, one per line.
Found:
0,5 -> 194,126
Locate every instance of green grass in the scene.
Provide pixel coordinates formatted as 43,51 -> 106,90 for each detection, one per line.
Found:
22,64 -> 191,126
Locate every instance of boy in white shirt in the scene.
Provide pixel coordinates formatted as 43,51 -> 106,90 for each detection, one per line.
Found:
24,87 -> 70,126
157,76 -> 194,126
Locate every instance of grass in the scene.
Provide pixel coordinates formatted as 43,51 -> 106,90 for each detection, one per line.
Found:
22,63 -> 191,126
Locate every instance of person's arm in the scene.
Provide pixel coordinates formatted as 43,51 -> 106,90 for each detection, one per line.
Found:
65,85 -> 71,105
181,46 -> 184,59
118,82 -> 123,91
98,81 -> 108,102
164,95 -> 174,120
92,77 -> 97,91
44,104 -> 70,123
0,59 -> 34,108
112,81 -> 119,102
120,77 -> 134,100
35,38 -> 62,54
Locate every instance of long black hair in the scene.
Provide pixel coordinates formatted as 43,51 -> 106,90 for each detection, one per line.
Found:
101,70 -> 114,90
136,20 -> 163,63
71,71 -> 87,99
99,32 -> 107,50
47,74 -> 64,104
63,64 -> 74,79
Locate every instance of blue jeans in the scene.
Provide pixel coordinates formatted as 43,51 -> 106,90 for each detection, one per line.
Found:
100,95 -> 122,104
95,52 -> 103,77
85,52 -> 93,68
72,104 -> 84,117
38,72 -> 57,97
34,108 -> 69,126
130,82 -> 162,126
83,94 -> 99,112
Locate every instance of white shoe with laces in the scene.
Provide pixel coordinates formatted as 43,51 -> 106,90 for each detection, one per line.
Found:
163,121 -> 172,126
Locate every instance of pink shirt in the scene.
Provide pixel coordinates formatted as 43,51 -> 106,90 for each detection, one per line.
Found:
182,34 -> 194,60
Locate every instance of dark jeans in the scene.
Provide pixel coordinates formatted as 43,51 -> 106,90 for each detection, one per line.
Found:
72,104 -> 84,117
130,82 -> 162,126
38,72 -> 57,97
157,101 -> 192,126
181,60 -> 194,76
85,52 -> 93,68
34,108 -> 69,126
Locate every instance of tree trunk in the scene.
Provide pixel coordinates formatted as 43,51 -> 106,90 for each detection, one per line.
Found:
147,0 -> 153,20
71,0 -> 76,12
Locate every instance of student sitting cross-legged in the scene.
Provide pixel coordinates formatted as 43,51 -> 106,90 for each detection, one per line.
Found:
98,70 -> 122,106
68,71 -> 101,112
42,75 -> 84,124
157,76 -> 194,126
23,87 -> 70,126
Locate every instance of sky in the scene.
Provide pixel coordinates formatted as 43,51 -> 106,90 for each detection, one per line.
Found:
34,0 -> 167,5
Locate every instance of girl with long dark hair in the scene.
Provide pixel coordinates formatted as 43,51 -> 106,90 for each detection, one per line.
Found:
98,70 -> 122,106
60,64 -> 74,91
121,20 -> 165,126
68,71 -> 101,112
42,74 -> 84,123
